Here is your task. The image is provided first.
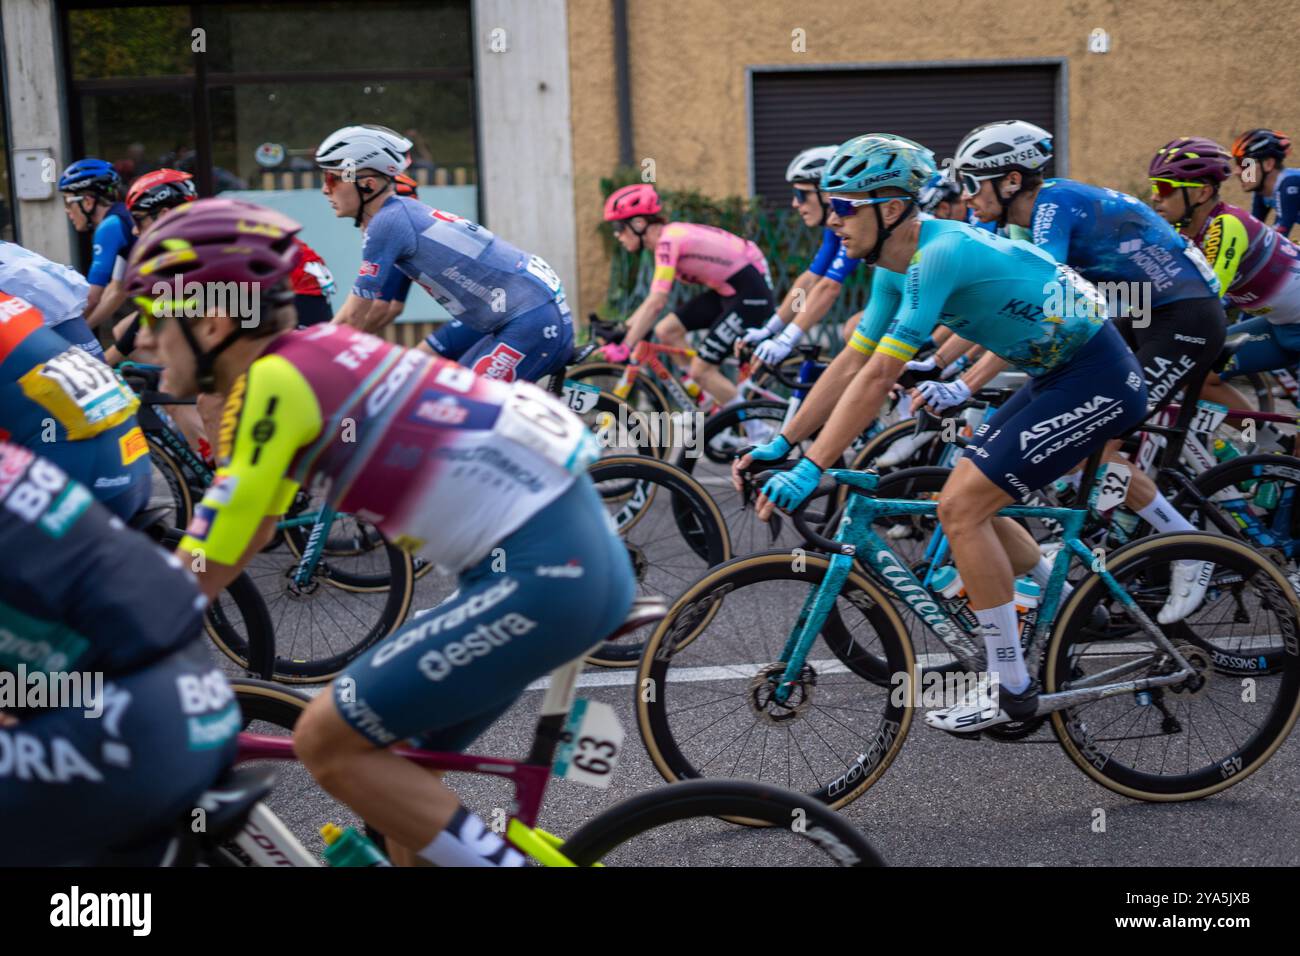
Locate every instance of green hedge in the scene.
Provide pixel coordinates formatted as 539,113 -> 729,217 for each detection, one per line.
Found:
596,167 -> 871,355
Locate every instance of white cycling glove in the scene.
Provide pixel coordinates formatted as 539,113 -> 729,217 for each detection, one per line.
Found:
742,313 -> 786,346
916,377 -> 971,413
755,323 -> 804,366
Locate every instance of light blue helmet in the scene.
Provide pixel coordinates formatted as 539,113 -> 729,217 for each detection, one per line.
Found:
820,134 -> 938,197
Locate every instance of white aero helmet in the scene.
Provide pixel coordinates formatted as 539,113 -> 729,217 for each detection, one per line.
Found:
786,145 -> 840,183
953,120 -> 1053,177
315,124 -> 413,176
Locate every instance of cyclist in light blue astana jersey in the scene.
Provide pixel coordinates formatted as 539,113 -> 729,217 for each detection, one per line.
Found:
733,134 -> 1148,734
317,125 -> 572,384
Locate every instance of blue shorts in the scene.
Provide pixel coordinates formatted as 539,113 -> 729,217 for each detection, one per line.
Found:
39,434 -> 151,522
0,641 -> 239,866
50,317 -> 105,361
332,476 -> 636,752
963,321 -> 1149,499
426,300 -> 574,384
1219,316 -> 1300,379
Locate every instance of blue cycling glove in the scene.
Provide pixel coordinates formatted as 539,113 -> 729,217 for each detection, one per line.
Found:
746,434 -> 791,462
761,457 -> 823,512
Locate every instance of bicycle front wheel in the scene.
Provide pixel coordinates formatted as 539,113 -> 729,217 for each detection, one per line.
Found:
557,779 -> 884,866
637,551 -> 915,809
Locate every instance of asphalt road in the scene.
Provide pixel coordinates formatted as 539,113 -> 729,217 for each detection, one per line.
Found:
209,447 -> 1300,867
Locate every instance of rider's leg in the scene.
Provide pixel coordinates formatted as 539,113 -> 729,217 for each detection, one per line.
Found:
294,477 -> 635,866
457,302 -> 575,383
993,517 -> 1042,577
1198,372 -> 1254,414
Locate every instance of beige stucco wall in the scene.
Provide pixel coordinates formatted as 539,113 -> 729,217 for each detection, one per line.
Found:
568,0 -> 1298,315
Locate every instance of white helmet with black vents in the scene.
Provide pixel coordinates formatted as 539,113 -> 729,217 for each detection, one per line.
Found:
315,125 -> 413,176
953,120 -> 1053,176
785,145 -> 839,184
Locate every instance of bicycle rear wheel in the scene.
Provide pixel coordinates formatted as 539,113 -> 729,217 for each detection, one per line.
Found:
1047,532 -> 1300,800
586,456 -> 730,666
557,779 -> 884,866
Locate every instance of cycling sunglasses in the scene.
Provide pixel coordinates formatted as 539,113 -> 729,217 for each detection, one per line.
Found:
792,187 -> 818,205
610,220 -> 629,236
958,171 -> 995,200
131,295 -> 191,330
1149,177 -> 1208,198
828,195 -> 913,218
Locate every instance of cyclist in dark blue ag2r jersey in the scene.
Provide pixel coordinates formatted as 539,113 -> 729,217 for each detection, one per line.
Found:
316,124 -> 573,383
738,134 -> 1148,737
0,292 -> 151,521
0,442 -> 238,866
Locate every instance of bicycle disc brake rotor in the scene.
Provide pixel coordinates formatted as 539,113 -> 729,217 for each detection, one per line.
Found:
749,662 -> 817,724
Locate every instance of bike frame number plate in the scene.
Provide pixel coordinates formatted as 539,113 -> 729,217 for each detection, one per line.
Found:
552,699 -> 624,789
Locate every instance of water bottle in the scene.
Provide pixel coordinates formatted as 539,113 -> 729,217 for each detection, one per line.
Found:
1212,437 -> 1242,464
1135,690 -> 1153,707
1013,578 -> 1041,651
931,565 -> 979,632
320,823 -> 392,867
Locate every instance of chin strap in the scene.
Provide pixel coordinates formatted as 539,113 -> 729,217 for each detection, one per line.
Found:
351,175 -> 393,229
174,285 -> 296,393
1174,187 -> 1215,230
862,197 -> 917,265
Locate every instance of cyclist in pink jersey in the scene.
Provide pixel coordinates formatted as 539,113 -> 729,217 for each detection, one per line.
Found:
600,184 -> 774,407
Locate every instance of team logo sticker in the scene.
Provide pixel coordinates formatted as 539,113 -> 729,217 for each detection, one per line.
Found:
119,427 -> 148,465
472,343 -> 525,382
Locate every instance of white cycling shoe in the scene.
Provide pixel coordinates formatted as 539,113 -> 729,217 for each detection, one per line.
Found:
876,431 -> 937,468
1157,560 -> 1213,624
923,680 -> 1040,735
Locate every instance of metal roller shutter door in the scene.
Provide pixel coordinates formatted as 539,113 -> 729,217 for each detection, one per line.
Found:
750,63 -> 1061,201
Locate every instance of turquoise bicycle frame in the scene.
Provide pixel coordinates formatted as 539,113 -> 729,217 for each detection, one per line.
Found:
771,468 -> 1148,704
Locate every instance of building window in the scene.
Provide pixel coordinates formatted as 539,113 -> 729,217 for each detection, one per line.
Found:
62,0 -> 476,322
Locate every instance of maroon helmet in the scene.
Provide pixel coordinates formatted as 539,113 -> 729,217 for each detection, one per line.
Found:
1149,137 -> 1232,184
125,198 -> 303,392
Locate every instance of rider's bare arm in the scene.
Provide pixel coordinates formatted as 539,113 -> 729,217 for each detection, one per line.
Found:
621,289 -> 670,350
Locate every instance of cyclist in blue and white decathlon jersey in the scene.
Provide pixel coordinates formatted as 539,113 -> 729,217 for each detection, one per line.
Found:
733,134 -> 1148,734
956,120 -> 1229,621
318,124 -> 573,383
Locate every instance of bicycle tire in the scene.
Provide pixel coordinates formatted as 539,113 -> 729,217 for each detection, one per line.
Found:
1182,452 -> 1300,673
204,571 -> 278,681
557,779 -> 885,866
282,516 -> 417,595
585,456 -> 730,666
231,679 -> 312,731
1047,531 -> 1300,800
637,550 -> 915,809
146,436 -> 196,530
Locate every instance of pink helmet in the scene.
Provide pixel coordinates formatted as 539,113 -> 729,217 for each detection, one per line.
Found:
1149,137 -> 1232,184
125,197 -> 303,299
603,183 -> 662,222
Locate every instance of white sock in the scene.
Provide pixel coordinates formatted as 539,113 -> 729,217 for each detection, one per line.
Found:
419,807 -> 525,867
1136,493 -> 1196,534
975,601 -> 1030,694
1028,557 -> 1073,599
